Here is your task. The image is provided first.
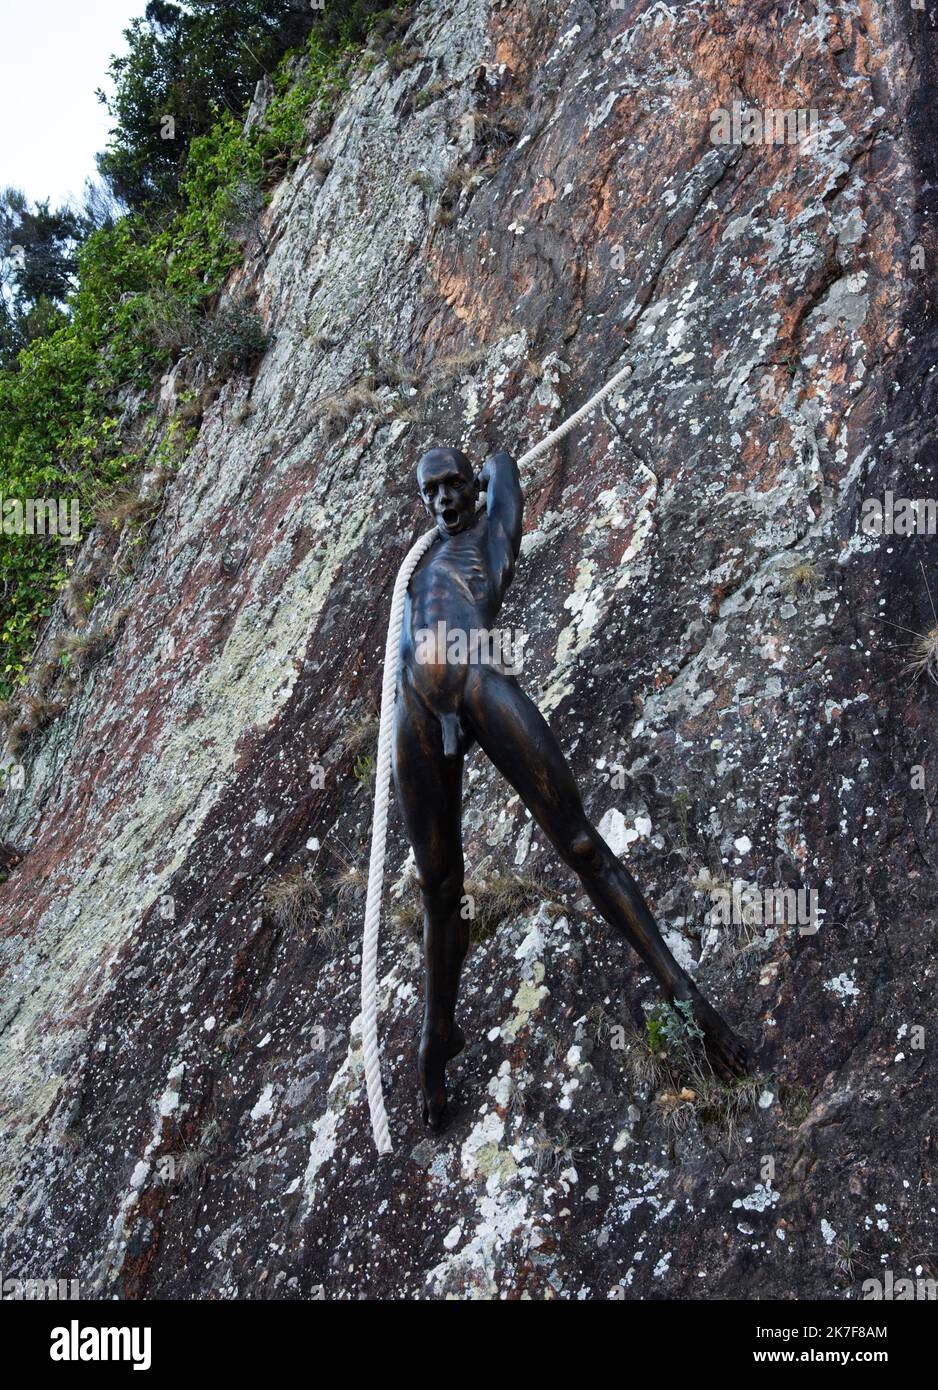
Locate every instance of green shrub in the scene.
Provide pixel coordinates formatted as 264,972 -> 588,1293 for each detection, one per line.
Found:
0,11 -> 399,698
193,300 -> 270,378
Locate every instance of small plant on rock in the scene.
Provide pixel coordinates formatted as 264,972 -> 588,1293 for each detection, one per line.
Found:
783,560 -> 821,594
194,299 -> 269,378
264,866 -> 322,938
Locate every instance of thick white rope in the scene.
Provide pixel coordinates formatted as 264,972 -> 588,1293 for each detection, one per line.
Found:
516,360 -> 634,469
361,361 -> 633,1153
360,525 -> 439,1153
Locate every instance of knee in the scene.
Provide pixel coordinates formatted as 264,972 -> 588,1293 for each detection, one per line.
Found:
417,866 -> 464,916
564,827 -> 601,872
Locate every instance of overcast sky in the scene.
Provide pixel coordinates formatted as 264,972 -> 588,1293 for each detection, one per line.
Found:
0,0 -> 144,209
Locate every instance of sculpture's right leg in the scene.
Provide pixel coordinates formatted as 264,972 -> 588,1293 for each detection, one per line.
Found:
463,667 -> 748,1081
392,679 -> 469,1129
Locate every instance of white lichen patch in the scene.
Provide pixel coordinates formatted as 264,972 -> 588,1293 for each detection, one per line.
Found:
824,973 -> 860,1005
732,1183 -> 779,1213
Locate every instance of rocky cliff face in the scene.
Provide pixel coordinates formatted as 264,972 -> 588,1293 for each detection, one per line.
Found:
2,0 -> 937,1300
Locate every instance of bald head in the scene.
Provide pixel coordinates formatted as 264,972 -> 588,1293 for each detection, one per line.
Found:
416,447 -> 474,487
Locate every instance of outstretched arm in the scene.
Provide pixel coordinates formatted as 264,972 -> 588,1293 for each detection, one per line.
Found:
479,451 -> 523,598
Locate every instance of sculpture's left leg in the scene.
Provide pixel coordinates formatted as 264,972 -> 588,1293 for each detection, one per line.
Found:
463,667 -> 748,1080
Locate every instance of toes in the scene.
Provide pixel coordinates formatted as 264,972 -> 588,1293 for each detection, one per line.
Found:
717,1036 -> 749,1080
704,1029 -> 748,1082
713,1054 -> 735,1083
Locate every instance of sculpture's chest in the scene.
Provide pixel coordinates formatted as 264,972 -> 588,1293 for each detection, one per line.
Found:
411,536 -> 491,611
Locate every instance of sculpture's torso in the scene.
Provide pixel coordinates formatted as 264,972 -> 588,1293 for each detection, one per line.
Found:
400,514 -> 511,743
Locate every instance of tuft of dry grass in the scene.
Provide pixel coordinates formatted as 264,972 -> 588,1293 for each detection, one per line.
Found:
655,1086 -> 700,1134
902,625 -> 938,686
474,105 -> 526,153
326,845 -> 368,922
529,1123 -> 576,1177
442,165 -> 479,199
585,1001 -> 615,1046
391,885 -> 423,937
93,485 -> 158,532
263,866 -> 344,949
361,343 -> 417,391
464,871 -> 557,944
691,865 -> 731,895
335,862 -> 365,894
880,560 -> 938,687
6,721 -> 31,758
783,560 -> 821,594
58,630 -> 114,670
32,660 -> 58,696
61,572 -> 98,627
264,866 -> 322,937
430,163 -> 480,229
219,1020 -> 249,1053
778,1083 -> 814,1126
688,1069 -> 764,1149
172,1148 -> 211,1190
414,80 -> 447,110
832,1235 -> 864,1284
103,606 -> 132,641
340,711 -> 379,760
504,1073 -> 528,1117
417,343 -> 490,398
167,1116 -> 222,1192
314,915 -> 347,950
24,691 -> 67,733
617,1003 -> 762,1148
392,870 -> 559,945
407,169 -> 433,198
314,386 -> 382,438
619,1022 -> 670,1093
385,42 -> 421,74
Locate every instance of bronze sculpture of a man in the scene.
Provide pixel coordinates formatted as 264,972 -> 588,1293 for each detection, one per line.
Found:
393,447 -> 748,1128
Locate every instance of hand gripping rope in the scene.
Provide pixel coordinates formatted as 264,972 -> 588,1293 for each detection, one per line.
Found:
361,361 -> 634,1153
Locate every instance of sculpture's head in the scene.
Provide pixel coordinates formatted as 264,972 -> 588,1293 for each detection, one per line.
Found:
416,447 -> 479,537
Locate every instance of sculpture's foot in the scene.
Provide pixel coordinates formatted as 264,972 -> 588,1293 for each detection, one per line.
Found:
675,986 -> 748,1082
419,1024 -> 465,1131
422,1095 -> 447,1130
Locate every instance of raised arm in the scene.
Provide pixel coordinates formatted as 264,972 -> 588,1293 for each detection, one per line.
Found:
479,452 -> 523,598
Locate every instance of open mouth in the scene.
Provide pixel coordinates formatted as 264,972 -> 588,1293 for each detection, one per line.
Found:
441,508 -> 460,529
